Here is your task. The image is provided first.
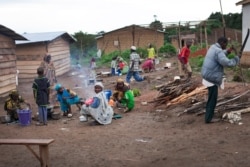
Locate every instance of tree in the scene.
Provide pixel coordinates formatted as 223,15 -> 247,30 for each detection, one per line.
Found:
149,20 -> 163,31
70,31 -> 97,59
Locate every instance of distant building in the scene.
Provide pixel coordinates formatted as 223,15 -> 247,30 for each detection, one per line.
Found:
0,24 -> 27,97
16,32 -> 76,82
96,24 -> 164,54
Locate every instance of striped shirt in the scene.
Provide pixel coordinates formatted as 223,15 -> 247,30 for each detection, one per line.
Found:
129,52 -> 140,71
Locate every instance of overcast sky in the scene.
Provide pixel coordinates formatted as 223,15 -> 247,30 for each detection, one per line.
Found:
0,0 -> 242,35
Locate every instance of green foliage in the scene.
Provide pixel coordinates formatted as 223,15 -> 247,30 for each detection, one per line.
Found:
189,56 -> 204,72
158,43 -> 177,55
70,31 -> 97,61
208,12 -> 242,30
149,20 -> 163,31
190,45 -> 199,53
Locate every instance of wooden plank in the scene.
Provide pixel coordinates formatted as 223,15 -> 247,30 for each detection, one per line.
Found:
0,68 -> 16,76
0,78 -> 16,87
19,78 -> 34,83
0,61 -> 16,69
0,74 -> 16,81
17,65 -> 39,70
18,73 -> 37,78
17,61 -> 41,66
0,83 -> 16,95
17,54 -> 44,61
51,53 -> 69,61
56,65 -> 70,76
0,41 -> 15,48
18,69 -> 36,74
0,139 -> 55,145
0,54 -> 16,62
0,48 -> 15,55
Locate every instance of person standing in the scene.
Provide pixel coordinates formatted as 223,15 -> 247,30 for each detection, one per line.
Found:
32,67 -> 50,126
178,40 -> 192,79
126,46 -> 150,84
40,54 -> 57,87
90,57 -> 96,69
111,56 -> 117,76
40,53 -> 57,105
147,43 -> 156,67
201,37 -> 239,123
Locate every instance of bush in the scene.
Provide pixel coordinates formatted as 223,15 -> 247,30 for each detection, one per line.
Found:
158,43 -> 177,55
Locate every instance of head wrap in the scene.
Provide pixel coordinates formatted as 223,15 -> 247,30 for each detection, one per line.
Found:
117,78 -> 124,83
131,46 -> 136,50
54,83 -> 62,91
94,82 -> 104,89
9,90 -> 19,96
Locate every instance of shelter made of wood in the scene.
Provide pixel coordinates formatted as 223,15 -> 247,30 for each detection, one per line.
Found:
236,0 -> 250,66
16,32 -> 76,82
96,25 -> 164,54
0,24 -> 27,97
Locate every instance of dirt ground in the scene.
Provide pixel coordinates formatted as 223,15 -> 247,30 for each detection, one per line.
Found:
1,57 -> 250,167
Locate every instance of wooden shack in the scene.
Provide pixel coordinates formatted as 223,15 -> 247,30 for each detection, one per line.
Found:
0,24 -> 27,97
236,0 -> 250,66
16,32 -> 76,82
96,24 -> 164,54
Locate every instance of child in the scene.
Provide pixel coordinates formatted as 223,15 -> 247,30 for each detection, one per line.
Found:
111,56 -> 117,76
117,59 -> 125,76
32,67 -> 50,126
54,83 -> 82,117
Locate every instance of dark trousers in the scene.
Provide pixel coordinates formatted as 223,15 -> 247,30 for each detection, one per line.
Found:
205,85 -> 218,123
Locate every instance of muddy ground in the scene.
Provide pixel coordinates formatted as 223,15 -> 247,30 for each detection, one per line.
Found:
1,57 -> 250,167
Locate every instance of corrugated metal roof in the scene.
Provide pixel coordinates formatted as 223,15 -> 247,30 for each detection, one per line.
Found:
16,31 -> 76,44
0,24 -> 27,40
236,0 -> 250,6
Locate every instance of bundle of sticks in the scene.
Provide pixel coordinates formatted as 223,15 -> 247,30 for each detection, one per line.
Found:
150,78 -> 204,106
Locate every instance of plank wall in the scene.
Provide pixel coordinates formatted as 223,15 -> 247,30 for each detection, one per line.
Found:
0,34 -> 17,97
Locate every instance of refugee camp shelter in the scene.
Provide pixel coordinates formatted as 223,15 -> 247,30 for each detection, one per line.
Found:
0,24 -> 27,97
16,32 -> 76,82
96,25 -> 164,54
236,0 -> 250,66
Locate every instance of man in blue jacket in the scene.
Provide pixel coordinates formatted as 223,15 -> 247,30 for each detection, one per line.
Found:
201,37 -> 240,123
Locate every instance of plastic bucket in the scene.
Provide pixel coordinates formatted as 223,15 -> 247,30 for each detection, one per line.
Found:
17,109 -> 32,126
104,90 -> 112,101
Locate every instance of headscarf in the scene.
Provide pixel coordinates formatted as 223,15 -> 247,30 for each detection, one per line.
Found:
94,82 -> 104,89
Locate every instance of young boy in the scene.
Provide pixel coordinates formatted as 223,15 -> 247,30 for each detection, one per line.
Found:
32,67 -> 50,126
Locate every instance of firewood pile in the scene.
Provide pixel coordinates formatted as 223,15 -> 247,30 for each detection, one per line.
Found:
150,78 -> 250,120
150,78 -> 206,107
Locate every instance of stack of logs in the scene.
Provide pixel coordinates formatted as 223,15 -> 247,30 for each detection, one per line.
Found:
151,78 -> 250,117
151,78 -> 206,107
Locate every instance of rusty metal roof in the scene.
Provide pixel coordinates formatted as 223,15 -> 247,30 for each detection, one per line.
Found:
16,31 -> 76,45
0,24 -> 27,40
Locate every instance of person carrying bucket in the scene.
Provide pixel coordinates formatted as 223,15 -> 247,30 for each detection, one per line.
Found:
4,90 -> 30,122
111,78 -> 134,113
